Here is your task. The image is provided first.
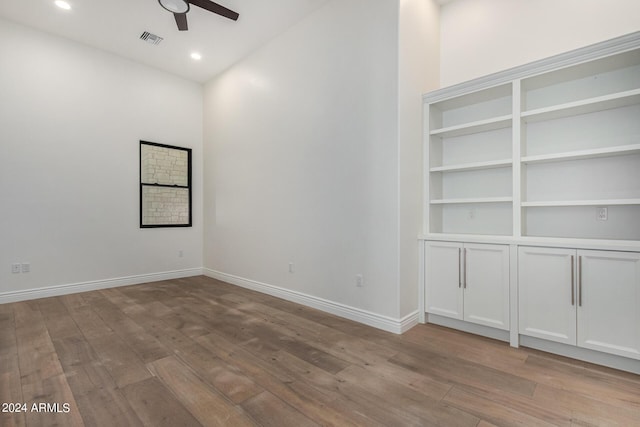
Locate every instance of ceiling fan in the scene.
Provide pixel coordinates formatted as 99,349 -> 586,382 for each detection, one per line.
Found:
158,0 -> 239,31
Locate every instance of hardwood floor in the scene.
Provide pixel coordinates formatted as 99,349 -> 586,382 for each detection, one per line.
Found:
1,276 -> 639,426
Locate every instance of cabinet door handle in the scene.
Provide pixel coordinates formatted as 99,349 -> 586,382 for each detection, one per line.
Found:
578,255 -> 582,307
570,255 -> 575,306
463,248 -> 467,289
458,248 -> 462,288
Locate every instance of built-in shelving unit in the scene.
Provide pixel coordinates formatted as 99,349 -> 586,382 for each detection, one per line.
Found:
422,32 -> 640,372
423,35 -> 640,243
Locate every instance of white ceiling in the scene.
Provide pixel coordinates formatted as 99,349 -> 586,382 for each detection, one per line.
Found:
0,0 -> 330,83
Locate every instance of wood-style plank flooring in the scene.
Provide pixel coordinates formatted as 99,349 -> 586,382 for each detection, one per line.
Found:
1,276 -> 639,426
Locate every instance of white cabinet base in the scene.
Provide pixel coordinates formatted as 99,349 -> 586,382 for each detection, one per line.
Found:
423,315 -> 640,375
427,314 -> 510,343
520,335 -> 640,375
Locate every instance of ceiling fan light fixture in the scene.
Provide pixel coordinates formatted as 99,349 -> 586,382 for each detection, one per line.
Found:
158,0 -> 190,14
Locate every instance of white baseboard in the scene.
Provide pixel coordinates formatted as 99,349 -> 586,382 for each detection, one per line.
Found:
1,267 -> 419,335
0,268 -> 203,304
204,268 -> 418,335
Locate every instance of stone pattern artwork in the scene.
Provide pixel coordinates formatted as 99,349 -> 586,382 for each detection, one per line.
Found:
142,187 -> 189,225
140,142 -> 191,226
141,144 -> 189,186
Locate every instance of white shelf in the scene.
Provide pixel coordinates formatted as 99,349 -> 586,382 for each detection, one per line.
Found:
521,144 -> 640,164
422,233 -> 516,244
522,89 -> 640,123
517,236 -> 640,252
420,234 -> 640,251
430,197 -> 513,205
430,115 -> 512,138
431,159 -> 512,172
522,199 -> 640,207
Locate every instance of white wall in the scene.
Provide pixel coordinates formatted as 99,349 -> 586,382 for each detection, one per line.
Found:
440,0 -> 640,86
203,0 -> 402,318
397,0 -> 440,317
0,18 -> 203,298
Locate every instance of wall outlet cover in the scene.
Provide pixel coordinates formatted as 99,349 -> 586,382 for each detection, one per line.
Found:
596,207 -> 608,221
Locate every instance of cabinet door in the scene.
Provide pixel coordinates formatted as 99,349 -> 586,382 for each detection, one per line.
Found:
577,250 -> 640,360
463,243 -> 510,330
518,247 -> 576,345
425,242 -> 463,320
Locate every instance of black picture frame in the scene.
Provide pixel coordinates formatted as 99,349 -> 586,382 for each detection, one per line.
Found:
139,140 -> 192,228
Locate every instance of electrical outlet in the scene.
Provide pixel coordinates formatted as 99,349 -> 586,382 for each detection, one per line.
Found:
11,263 -> 21,274
596,207 -> 608,221
288,262 -> 294,273
21,263 -> 30,273
356,274 -> 364,287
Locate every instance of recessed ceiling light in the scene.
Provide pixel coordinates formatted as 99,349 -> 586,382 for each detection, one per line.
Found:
54,0 -> 71,10
190,52 -> 202,61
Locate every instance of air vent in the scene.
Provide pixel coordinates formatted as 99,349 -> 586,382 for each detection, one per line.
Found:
140,31 -> 163,45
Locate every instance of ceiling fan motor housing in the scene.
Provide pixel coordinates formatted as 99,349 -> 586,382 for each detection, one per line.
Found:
159,0 -> 239,32
158,0 -> 190,14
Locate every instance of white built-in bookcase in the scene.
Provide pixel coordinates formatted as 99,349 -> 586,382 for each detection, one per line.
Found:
422,33 -> 640,372
424,33 -> 640,245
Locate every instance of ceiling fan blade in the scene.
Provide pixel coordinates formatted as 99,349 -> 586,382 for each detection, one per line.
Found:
188,0 -> 239,21
174,12 -> 188,30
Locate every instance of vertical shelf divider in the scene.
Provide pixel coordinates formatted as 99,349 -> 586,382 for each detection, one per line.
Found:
423,102 -> 432,234
512,80 -> 522,239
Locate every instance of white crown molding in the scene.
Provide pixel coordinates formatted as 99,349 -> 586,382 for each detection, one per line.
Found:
424,31 -> 640,103
204,268 -> 418,334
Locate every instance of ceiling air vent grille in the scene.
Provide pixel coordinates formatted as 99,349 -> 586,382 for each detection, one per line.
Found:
140,31 -> 163,45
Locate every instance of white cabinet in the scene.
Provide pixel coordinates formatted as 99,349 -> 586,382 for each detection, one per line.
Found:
578,250 -> 640,359
519,247 -> 640,360
425,242 -> 510,330
518,247 -> 577,345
